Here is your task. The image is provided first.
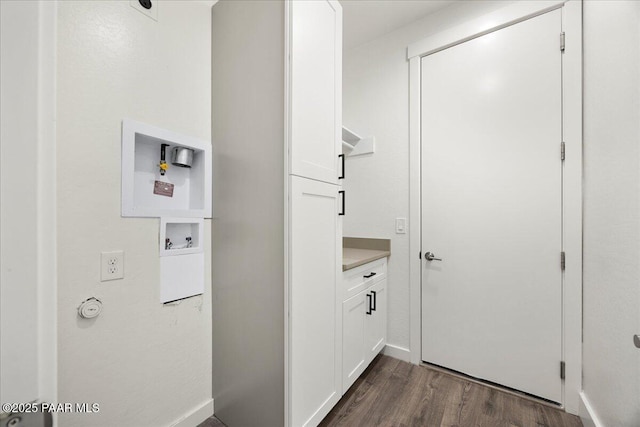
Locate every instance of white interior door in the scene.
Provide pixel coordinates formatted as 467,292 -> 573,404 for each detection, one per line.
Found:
420,9 -> 563,403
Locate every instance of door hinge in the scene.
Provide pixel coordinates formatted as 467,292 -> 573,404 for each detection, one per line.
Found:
561,141 -> 565,161
561,251 -> 566,271
560,361 -> 566,379
560,32 -> 566,52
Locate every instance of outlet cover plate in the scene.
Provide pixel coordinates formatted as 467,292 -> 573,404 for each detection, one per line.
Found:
101,251 -> 124,281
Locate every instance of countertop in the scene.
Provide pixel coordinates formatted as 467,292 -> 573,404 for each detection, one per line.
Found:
342,237 -> 391,271
343,248 -> 390,271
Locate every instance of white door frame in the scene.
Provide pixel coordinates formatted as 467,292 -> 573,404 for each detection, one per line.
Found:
407,0 -> 582,414
0,0 -> 58,416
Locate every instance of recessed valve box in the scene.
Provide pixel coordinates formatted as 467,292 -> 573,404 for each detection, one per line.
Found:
121,119 -> 212,218
160,217 -> 203,257
159,217 -> 205,303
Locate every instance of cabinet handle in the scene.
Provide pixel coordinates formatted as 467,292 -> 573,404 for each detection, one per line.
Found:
363,272 -> 377,279
371,290 -> 377,311
338,154 -> 345,179
339,190 -> 345,216
366,293 -> 372,315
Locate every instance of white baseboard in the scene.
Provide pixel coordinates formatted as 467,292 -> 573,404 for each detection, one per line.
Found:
383,343 -> 411,363
170,398 -> 214,427
579,392 -> 603,427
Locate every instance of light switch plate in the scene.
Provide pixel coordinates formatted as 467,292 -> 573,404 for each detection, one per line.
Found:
101,251 -> 124,281
395,218 -> 407,234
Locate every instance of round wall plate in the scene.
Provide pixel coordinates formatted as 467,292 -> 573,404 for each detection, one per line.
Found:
78,297 -> 103,319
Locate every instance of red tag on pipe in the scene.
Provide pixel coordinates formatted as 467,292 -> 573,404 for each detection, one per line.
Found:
153,181 -> 174,197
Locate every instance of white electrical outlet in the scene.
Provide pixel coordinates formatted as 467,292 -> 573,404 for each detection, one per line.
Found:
101,251 -> 124,281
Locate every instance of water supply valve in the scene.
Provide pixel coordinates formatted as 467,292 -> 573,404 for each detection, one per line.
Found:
159,143 -> 170,176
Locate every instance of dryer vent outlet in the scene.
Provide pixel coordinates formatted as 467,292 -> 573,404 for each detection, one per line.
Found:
130,0 -> 158,20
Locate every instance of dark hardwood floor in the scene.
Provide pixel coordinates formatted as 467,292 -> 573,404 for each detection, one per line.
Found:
320,355 -> 583,427
198,415 -> 227,427
200,355 -> 583,427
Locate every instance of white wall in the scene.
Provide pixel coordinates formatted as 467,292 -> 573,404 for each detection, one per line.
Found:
56,2 -> 213,426
342,1 -> 512,351
582,2 -> 640,426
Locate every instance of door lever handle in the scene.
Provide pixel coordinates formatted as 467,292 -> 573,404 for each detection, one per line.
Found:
424,252 -> 442,261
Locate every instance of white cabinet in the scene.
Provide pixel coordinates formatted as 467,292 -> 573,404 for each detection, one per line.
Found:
289,1 -> 342,424
342,258 -> 387,300
365,279 -> 387,361
290,0 -> 342,185
341,259 -> 388,394
342,292 -> 367,391
290,176 -> 342,427
288,2 -> 343,425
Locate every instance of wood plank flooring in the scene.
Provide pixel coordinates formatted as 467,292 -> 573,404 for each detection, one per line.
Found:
319,355 -> 583,427
199,354 -> 582,427
197,416 -> 227,427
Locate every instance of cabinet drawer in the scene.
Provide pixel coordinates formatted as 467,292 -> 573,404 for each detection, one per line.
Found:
342,258 -> 386,300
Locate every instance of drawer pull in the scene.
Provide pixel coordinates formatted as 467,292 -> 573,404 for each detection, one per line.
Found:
363,272 -> 377,279
366,293 -> 372,315
371,290 -> 377,311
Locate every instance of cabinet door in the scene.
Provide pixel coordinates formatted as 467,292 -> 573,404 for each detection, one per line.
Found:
290,0 -> 342,184
290,175 -> 341,427
342,292 -> 366,394
365,279 -> 387,363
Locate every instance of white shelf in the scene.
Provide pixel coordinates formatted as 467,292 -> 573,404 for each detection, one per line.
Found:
342,126 -> 361,145
342,126 -> 374,157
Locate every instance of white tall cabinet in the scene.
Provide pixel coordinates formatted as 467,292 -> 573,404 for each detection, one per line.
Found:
289,1 -> 343,425
212,1 -> 342,427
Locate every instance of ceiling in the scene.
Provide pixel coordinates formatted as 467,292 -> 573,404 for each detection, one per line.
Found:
341,0 -> 458,50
